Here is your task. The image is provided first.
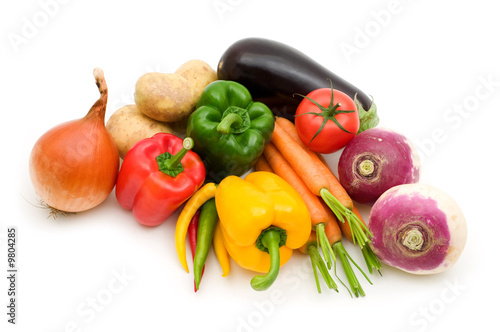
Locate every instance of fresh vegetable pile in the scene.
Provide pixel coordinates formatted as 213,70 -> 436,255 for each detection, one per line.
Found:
28,38 -> 467,297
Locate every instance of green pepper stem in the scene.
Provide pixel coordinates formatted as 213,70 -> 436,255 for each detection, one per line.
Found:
250,230 -> 282,291
217,112 -> 243,134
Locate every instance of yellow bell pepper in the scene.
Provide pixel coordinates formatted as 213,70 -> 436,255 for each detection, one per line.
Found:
215,171 -> 311,291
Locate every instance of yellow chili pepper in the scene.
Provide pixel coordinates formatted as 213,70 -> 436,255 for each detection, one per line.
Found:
215,171 -> 311,291
175,182 -> 217,273
213,221 -> 230,277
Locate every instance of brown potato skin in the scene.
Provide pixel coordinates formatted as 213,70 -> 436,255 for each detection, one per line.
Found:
174,59 -> 217,102
134,60 -> 217,123
134,73 -> 196,122
106,104 -> 177,159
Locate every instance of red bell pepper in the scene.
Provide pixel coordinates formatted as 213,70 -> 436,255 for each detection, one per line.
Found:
115,133 -> 205,226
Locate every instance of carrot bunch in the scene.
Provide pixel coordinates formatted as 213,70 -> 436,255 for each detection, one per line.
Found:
256,117 -> 381,296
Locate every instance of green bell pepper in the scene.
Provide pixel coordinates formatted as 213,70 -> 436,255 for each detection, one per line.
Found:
186,80 -> 275,183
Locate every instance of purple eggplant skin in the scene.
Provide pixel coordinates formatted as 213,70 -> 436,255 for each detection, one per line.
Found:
217,37 -> 376,125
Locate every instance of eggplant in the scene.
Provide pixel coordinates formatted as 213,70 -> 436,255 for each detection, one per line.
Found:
217,37 -> 378,131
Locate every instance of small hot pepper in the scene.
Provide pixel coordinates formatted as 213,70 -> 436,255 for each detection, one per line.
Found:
186,80 -> 275,183
215,171 -> 311,291
115,133 -> 205,226
193,198 -> 218,290
188,210 -> 202,292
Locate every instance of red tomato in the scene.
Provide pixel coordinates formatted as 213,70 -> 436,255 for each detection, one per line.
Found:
295,88 -> 359,154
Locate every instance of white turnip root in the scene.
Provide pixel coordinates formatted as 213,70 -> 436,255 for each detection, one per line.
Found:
338,127 -> 420,205
367,183 -> 467,275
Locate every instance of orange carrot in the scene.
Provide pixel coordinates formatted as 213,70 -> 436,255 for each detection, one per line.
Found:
276,117 -> 353,210
271,121 -> 329,196
321,202 -> 342,245
263,141 -> 338,272
316,154 -> 353,210
272,118 -> 371,249
263,142 -> 329,228
254,155 -> 274,173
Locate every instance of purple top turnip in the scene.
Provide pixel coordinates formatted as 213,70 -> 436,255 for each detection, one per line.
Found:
367,183 -> 467,274
338,127 -> 420,205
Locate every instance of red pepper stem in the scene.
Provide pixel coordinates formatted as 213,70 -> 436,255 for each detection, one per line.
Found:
165,137 -> 194,170
250,229 -> 281,291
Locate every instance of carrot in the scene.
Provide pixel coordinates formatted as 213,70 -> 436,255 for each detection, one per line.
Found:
321,203 -> 343,244
272,118 -> 372,250
338,205 -> 363,243
263,142 -> 329,228
271,121 -> 329,196
276,116 -> 353,209
254,155 -> 274,173
316,154 -> 353,210
263,141 -> 337,269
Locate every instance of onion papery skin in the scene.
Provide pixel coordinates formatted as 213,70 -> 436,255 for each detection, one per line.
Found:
29,68 -> 120,213
367,183 -> 467,275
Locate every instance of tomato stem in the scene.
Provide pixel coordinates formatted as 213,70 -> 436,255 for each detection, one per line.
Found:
294,79 -> 355,147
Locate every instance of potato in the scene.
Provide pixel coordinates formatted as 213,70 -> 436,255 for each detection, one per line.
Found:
134,72 -> 196,122
174,59 -> 217,102
134,60 -> 217,123
106,104 -> 180,159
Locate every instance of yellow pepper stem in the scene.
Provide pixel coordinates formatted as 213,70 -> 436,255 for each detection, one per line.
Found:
250,229 -> 283,291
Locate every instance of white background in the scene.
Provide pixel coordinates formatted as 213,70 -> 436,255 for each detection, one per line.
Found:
2,0 -> 499,331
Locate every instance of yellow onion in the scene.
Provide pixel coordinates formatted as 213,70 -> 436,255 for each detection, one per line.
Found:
29,68 -> 120,213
